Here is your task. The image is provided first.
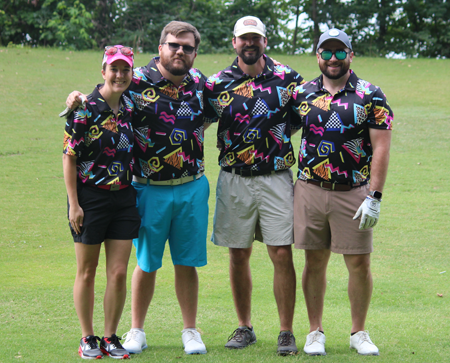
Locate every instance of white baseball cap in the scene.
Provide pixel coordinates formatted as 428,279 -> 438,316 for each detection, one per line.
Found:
233,16 -> 266,38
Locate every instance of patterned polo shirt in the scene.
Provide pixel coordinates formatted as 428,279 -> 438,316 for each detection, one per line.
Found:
203,55 -> 304,174
292,70 -> 393,184
63,87 -> 135,187
127,57 -> 207,181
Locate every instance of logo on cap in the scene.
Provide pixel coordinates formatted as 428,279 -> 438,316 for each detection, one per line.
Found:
329,29 -> 340,37
243,19 -> 257,27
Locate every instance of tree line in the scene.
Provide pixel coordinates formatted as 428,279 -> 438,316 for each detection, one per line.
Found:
1,0 -> 449,57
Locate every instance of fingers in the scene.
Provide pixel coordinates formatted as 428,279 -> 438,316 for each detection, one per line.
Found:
66,91 -> 84,109
71,217 -> 83,234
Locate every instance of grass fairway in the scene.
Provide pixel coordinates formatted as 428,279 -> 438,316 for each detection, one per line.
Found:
0,47 -> 449,362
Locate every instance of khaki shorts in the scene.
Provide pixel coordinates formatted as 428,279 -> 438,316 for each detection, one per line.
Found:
293,180 -> 373,254
212,169 -> 294,248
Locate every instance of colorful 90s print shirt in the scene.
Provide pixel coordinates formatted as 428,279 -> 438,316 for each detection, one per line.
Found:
203,55 -> 304,174
292,70 -> 393,184
127,57 -> 206,181
63,87 -> 135,187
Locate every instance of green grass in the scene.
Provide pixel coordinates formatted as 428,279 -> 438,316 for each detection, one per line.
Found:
0,47 -> 449,362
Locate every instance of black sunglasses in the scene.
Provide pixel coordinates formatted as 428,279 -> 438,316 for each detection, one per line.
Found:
162,42 -> 196,55
318,49 -> 349,60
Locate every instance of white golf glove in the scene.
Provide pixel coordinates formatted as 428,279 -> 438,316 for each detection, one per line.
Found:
353,196 -> 381,230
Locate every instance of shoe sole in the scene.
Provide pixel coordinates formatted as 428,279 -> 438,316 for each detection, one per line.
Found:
305,352 -> 327,356
277,350 -> 298,356
185,350 -> 207,355
100,349 -> 130,359
350,347 -> 379,355
123,344 -> 148,354
225,340 -> 257,349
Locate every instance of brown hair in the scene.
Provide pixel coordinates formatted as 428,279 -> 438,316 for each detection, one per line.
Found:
160,21 -> 201,50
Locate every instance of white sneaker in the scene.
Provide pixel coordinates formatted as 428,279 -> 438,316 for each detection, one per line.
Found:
304,328 -> 326,356
181,328 -> 207,354
122,328 -> 148,354
350,331 -> 379,355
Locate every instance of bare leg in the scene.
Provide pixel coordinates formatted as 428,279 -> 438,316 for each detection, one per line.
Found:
103,239 -> 133,337
302,249 -> 331,332
74,243 -> 101,337
267,245 -> 296,332
229,247 -> 253,327
130,265 -> 157,329
174,265 -> 198,329
343,254 -> 372,333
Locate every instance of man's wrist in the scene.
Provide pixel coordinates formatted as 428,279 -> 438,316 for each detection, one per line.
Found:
368,190 -> 382,201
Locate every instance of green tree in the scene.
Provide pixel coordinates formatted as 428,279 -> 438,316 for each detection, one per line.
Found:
39,0 -> 96,49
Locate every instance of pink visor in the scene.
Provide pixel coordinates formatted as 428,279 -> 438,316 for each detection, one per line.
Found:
102,45 -> 134,68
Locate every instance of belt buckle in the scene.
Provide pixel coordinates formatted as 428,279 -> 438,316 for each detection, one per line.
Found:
319,181 -> 334,191
110,184 -> 120,191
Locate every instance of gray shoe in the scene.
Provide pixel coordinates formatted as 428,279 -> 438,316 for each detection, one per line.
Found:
277,331 -> 298,355
225,327 -> 257,349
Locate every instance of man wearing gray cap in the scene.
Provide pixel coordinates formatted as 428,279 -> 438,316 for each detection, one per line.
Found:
203,15 -> 305,355
292,28 -> 393,356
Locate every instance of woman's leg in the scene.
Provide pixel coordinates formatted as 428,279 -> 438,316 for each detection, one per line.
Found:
103,239 -> 133,337
74,243 -> 102,337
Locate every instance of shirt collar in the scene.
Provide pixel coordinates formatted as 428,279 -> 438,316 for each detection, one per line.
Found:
230,54 -> 274,80
316,69 -> 358,93
145,57 -> 193,86
92,85 -> 126,114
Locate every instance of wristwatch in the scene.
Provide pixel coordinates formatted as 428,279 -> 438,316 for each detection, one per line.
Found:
369,190 -> 382,200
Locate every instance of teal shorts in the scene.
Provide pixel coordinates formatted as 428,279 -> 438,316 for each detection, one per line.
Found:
132,175 -> 209,273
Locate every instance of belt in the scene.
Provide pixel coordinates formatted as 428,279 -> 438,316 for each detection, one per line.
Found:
133,172 -> 204,186
222,167 -> 287,177
93,184 -> 129,191
304,178 -> 368,191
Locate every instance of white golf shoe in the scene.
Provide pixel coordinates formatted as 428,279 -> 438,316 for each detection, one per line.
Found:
182,328 -> 207,354
350,330 -> 379,355
122,328 -> 148,354
303,328 -> 326,356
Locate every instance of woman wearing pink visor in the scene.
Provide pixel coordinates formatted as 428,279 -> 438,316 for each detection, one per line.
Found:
63,45 -> 139,359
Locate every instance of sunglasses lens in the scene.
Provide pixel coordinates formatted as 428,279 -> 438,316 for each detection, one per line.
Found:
335,50 -> 347,60
183,45 -> 195,54
321,51 -> 332,60
105,46 -> 118,55
120,47 -> 133,56
168,43 -> 180,51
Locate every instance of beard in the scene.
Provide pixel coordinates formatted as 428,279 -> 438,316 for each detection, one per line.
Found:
236,46 -> 263,65
319,61 -> 350,80
159,54 -> 193,76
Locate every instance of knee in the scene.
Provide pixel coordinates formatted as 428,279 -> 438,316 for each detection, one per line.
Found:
347,255 -> 371,275
108,265 -> 128,286
269,246 -> 293,266
77,265 -> 97,284
304,251 -> 329,273
229,248 -> 251,266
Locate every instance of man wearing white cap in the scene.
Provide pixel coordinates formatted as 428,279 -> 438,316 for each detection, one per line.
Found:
203,15 -> 305,355
292,28 -> 393,356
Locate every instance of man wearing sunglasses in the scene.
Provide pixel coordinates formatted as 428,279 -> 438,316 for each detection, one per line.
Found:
203,16 -> 304,355
65,21 -> 209,356
292,28 -> 393,356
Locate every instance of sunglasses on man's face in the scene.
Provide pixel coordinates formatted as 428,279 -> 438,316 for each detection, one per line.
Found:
318,49 -> 349,60
163,42 -> 196,55
104,46 -> 134,57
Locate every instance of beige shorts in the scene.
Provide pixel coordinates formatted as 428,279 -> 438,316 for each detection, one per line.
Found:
212,169 -> 294,248
293,180 -> 373,254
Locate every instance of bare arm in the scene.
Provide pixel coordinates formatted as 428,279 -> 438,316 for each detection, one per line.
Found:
62,154 -> 84,234
369,128 -> 392,193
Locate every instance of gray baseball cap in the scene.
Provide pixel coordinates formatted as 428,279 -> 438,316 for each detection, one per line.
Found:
317,28 -> 352,51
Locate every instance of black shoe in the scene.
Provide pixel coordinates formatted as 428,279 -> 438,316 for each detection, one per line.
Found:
225,327 -> 257,349
100,334 -> 130,359
277,331 -> 298,356
79,335 -> 103,359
